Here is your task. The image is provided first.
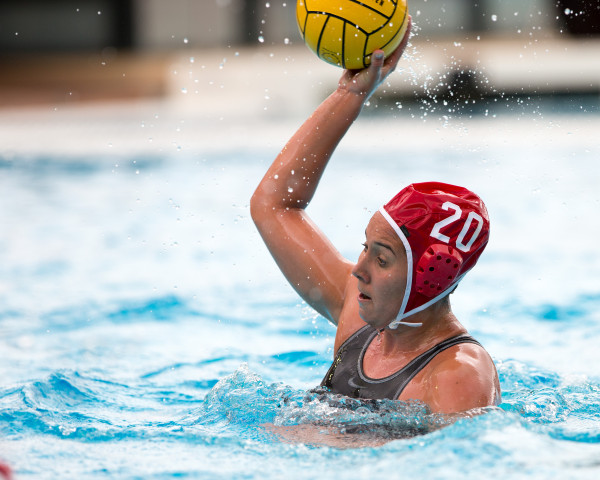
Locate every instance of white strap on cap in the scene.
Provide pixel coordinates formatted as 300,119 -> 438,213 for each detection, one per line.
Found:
378,207 -> 422,329
379,207 -> 462,329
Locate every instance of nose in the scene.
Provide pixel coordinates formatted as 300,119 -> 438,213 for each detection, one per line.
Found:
352,252 -> 370,283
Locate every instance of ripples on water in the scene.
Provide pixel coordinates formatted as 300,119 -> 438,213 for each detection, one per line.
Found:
1,139 -> 600,478
2,292 -> 599,479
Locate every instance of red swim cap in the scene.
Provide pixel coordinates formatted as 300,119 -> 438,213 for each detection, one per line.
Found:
379,182 -> 490,328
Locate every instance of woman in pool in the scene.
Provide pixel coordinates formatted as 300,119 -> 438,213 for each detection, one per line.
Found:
250,19 -> 500,414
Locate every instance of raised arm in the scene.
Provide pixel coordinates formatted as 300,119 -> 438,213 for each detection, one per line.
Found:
250,21 -> 412,324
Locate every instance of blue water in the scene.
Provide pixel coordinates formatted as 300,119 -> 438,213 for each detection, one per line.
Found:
1,111 -> 600,479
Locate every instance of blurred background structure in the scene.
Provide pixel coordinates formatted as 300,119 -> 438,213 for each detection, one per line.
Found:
0,0 -> 599,110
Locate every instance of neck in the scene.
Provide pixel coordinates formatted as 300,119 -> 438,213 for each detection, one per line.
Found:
378,303 -> 464,355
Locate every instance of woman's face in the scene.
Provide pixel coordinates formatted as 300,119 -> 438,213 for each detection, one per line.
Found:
351,212 -> 407,329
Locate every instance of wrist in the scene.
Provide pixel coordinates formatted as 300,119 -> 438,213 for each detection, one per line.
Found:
332,86 -> 369,110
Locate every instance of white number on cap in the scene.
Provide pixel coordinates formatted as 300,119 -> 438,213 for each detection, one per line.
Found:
456,211 -> 484,252
430,201 -> 484,253
430,202 -> 461,243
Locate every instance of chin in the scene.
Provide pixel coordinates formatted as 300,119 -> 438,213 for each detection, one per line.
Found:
359,312 -> 388,330
357,310 -> 373,325
358,305 -> 394,330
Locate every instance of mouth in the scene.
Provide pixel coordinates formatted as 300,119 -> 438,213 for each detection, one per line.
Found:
358,292 -> 372,302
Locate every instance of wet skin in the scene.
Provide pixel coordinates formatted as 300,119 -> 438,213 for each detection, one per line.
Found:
251,16 -> 501,414
352,212 -> 407,331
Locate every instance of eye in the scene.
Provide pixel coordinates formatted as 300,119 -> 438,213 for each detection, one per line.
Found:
377,257 -> 387,267
361,243 -> 368,252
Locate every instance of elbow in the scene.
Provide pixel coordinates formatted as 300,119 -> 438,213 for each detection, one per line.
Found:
249,190 -> 261,225
250,187 -> 271,226
250,174 -> 282,224
251,178 -> 302,226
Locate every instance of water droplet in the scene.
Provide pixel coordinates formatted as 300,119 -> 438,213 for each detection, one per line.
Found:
183,37 -> 189,44
288,187 -> 294,193
491,14 -> 498,22
181,87 -> 188,94
258,36 -> 265,43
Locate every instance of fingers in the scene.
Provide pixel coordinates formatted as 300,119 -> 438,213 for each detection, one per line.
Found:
365,49 -> 385,84
370,50 -> 385,70
337,17 -> 412,96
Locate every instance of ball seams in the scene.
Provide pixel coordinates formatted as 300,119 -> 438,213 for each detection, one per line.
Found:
374,5 -> 407,52
298,0 -> 408,69
304,3 -> 397,36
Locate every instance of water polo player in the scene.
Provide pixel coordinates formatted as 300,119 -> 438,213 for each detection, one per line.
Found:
250,19 -> 500,414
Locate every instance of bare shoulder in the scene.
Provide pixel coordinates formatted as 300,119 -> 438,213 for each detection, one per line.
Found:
331,274 -> 369,352
423,341 -> 501,414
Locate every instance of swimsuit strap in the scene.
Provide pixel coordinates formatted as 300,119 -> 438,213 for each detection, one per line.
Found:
363,333 -> 482,400
321,325 -> 482,400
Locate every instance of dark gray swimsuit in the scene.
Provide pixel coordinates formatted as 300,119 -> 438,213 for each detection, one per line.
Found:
320,325 -> 481,400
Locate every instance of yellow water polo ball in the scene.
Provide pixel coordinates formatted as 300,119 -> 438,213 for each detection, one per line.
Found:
296,0 -> 409,69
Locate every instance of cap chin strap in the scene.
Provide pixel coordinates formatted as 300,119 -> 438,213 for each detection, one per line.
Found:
388,322 -> 423,329
387,281 -> 461,330
387,314 -> 423,330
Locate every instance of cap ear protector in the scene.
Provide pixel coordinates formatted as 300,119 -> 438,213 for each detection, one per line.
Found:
415,244 -> 463,297
379,182 -> 490,329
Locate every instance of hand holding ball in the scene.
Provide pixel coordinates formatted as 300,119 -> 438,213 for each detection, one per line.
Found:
296,0 -> 409,69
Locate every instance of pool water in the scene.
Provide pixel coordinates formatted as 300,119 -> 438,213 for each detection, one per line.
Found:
1,106 -> 600,479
